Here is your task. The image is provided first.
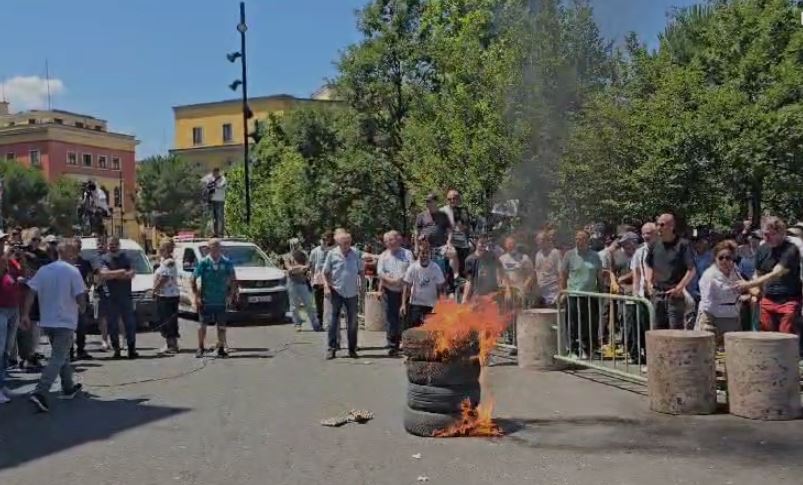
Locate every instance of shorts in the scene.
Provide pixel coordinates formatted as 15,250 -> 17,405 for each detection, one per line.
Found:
200,305 -> 228,327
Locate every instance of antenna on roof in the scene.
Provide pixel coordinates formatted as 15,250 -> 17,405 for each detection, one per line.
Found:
45,58 -> 52,110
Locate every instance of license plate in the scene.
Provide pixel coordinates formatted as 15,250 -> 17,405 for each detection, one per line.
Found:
248,295 -> 272,303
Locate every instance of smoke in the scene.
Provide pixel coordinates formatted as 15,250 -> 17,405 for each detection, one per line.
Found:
1,75 -> 66,110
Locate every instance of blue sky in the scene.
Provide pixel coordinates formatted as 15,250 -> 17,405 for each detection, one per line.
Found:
1,0 -> 698,159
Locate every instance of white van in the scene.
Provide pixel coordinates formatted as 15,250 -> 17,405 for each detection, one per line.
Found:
173,237 -> 289,322
79,237 -> 156,329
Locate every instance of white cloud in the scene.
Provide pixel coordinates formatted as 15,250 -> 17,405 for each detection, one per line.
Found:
1,75 -> 66,111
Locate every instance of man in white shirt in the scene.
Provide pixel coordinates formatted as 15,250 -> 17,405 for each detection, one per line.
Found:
628,222 -> 656,365
202,168 -> 227,237
376,230 -> 413,356
534,229 -> 562,306
403,235 -> 446,327
22,241 -> 87,413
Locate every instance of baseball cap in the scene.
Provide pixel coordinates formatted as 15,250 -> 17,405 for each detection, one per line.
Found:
619,231 -> 639,245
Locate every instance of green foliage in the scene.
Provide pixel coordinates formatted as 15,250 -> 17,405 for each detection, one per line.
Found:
136,154 -> 203,234
0,161 -> 50,228
47,177 -> 82,235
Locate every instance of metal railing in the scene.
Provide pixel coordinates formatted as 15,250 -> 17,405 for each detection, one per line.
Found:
555,290 -> 656,383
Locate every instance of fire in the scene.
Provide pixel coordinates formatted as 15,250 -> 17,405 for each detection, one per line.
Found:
419,296 -> 510,365
420,297 -> 510,437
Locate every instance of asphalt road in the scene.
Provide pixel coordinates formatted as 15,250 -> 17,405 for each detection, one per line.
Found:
1,319 -> 802,485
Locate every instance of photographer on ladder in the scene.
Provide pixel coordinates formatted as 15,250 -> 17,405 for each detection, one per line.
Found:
202,168 -> 227,237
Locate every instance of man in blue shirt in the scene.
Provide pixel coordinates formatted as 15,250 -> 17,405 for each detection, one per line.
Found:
191,238 -> 237,358
323,229 -> 364,360
376,230 -> 412,356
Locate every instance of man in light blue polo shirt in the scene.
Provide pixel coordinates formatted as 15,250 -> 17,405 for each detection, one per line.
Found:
323,229 -> 364,360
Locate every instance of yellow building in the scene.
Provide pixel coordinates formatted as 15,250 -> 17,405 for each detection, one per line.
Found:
170,94 -> 332,173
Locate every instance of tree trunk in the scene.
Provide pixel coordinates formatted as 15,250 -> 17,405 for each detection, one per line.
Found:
749,178 -> 762,227
398,174 -> 408,236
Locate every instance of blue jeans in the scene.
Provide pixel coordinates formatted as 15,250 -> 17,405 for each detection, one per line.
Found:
35,327 -> 75,395
383,289 -> 402,348
211,201 -> 225,236
106,298 -> 137,350
288,280 -> 321,330
328,290 -> 358,352
0,307 -> 17,389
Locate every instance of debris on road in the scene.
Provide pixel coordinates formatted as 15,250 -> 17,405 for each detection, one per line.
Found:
320,409 -> 375,427
417,476 -> 429,482
412,453 -> 422,459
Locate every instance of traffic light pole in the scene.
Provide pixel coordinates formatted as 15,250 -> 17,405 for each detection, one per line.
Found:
238,2 -> 251,225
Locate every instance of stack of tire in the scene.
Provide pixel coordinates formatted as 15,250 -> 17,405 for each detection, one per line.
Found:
402,327 -> 482,437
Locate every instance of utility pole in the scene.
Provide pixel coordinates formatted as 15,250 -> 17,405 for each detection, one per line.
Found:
228,2 -> 252,225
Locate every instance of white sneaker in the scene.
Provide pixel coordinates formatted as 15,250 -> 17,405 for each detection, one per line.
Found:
0,393 -> 10,404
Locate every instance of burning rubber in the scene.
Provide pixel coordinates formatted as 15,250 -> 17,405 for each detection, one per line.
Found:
401,298 -> 507,438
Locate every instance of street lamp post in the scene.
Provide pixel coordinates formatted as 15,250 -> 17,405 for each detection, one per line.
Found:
228,1 -> 252,225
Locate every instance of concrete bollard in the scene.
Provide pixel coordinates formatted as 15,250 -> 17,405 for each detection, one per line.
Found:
363,291 -> 385,331
646,330 -> 717,415
516,308 -> 565,370
724,332 -> 801,421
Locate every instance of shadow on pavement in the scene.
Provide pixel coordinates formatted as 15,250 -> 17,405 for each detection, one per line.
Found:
499,412 -> 803,465
0,396 -> 188,471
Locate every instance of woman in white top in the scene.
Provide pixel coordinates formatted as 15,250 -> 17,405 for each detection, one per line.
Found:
697,240 -> 746,345
153,239 -> 181,354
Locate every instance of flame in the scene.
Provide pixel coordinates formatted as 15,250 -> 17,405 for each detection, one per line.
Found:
419,296 -> 510,365
419,297 -> 510,437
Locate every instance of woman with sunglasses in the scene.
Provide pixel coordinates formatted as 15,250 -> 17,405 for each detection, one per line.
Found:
697,240 -> 749,345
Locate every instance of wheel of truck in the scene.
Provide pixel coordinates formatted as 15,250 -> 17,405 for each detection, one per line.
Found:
403,406 -> 461,437
406,359 -> 481,387
407,382 -> 481,414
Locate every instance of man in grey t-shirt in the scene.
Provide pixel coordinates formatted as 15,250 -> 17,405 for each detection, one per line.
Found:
323,229 -> 364,360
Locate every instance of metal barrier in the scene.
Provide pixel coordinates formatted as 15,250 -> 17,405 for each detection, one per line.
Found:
554,290 -> 656,383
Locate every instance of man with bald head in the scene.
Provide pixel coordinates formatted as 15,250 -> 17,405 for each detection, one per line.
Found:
645,214 -> 696,330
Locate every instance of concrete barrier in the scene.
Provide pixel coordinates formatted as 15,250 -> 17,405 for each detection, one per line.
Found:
516,308 -> 565,370
363,291 -> 385,332
724,332 -> 801,421
646,329 -> 716,415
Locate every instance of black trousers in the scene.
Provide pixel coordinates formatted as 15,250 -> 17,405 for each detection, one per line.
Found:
313,285 -> 325,325
406,305 -> 433,329
565,296 -> 600,355
157,296 -> 180,340
75,308 -> 90,353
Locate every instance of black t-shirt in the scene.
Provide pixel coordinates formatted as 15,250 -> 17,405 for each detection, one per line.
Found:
74,256 -> 93,285
415,210 -> 452,247
464,252 -> 501,296
288,250 -> 309,283
755,240 -> 802,302
101,251 -> 133,300
646,237 -> 694,291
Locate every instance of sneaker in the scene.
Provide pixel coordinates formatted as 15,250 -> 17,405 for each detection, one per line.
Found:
0,393 -> 10,404
295,325 -> 302,332
112,349 -> 122,359
158,345 -> 174,356
388,348 -> 400,357
60,383 -> 83,400
326,349 -> 336,360
195,348 -> 205,358
348,350 -> 359,359
76,351 -> 94,361
25,358 -> 43,372
216,347 -> 229,358
29,393 -> 49,413
127,350 -> 140,360
99,341 -> 110,352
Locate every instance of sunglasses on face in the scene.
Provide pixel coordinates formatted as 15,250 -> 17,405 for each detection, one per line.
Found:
717,254 -> 733,261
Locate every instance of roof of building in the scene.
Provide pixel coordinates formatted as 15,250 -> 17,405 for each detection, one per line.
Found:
172,94 -> 328,112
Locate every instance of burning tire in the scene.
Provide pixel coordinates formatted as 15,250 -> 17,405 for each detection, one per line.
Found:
402,328 -> 479,361
406,359 -> 481,387
407,383 -> 481,414
403,406 -> 461,437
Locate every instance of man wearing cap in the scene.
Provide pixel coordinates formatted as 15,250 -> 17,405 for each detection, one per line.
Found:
414,193 -> 452,276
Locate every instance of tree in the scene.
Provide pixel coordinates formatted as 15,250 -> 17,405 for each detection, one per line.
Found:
0,161 -> 49,228
47,177 -> 82,235
136,155 -> 203,234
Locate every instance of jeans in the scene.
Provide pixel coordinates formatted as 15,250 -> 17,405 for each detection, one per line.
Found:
383,289 -> 403,348
106,297 -> 137,350
0,307 -> 18,389
211,201 -> 225,237
652,292 -> 687,330
564,296 -> 600,355
328,290 -> 358,352
157,296 -> 180,339
288,280 -> 321,330
35,327 -> 75,395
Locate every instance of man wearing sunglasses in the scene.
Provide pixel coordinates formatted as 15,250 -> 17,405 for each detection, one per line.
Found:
736,217 -> 801,335
645,214 -> 696,330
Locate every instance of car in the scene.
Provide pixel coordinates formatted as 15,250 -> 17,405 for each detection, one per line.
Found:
80,237 -> 156,330
173,237 -> 289,322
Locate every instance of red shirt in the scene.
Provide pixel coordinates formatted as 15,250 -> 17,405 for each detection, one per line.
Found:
0,258 -> 24,308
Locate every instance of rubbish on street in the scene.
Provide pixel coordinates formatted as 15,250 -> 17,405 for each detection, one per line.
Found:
412,453 -> 422,459
417,476 -> 429,482
320,408 -> 375,427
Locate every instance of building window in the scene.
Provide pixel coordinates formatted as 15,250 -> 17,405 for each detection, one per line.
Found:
82,153 -> 93,167
54,118 -> 63,124
111,156 -> 121,170
6,152 -> 15,161
28,118 -> 37,125
30,150 -> 41,167
222,123 -> 233,143
75,122 -> 84,128
192,127 -> 203,146
113,187 -> 122,208
7,121 -> 14,127
67,152 -> 77,165
98,155 -> 108,169
95,125 -> 103,131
